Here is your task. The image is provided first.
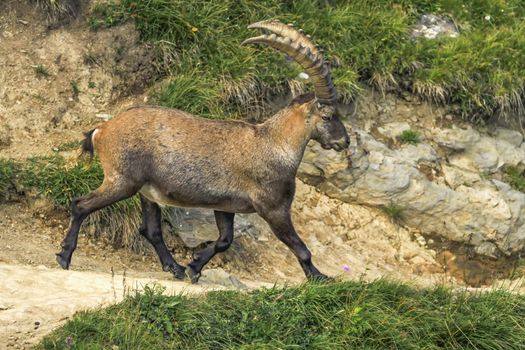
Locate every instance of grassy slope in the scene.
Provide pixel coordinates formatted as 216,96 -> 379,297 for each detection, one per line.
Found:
90,0 -> 525,122
38,280 -> 525,349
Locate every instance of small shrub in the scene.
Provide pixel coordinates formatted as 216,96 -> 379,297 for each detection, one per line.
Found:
398,129 -> 420,144
35,64 -> 50,78
480,171 -> 491,181
88,81 -> 96,89
503,166 -> 525,192
0,159 -> 19,201
70,80 -> 80,97
382,203 -> 404,222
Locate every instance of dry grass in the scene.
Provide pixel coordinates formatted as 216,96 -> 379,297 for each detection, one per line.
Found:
32,0 -> 81,21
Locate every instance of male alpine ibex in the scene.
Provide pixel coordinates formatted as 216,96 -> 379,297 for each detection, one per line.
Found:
56,20 -> 350,282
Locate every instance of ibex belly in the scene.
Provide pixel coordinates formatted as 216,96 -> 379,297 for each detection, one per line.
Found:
139,183 -> 255,213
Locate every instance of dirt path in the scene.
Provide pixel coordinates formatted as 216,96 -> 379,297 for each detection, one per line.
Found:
0,263 -> 207,348
0,262 -> 268,349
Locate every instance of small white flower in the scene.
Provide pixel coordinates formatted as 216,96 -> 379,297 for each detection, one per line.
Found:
484,15 -> 492,21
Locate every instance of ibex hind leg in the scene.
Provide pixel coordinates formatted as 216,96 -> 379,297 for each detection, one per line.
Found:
138,194 -> 185,280
56,178 -> 140,270
258,206 -> 332,282
186,211 -> 235,284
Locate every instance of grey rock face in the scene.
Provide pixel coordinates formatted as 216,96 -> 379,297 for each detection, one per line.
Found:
298,124 -> 525,257
199,268 -> 246,289
175,209 -> 266,248
411,14 -> 459,39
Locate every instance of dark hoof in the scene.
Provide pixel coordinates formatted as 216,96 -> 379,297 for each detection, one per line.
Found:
308,274 -> 334,283
55,253 -> 70,270
165,264 -> 186,280
185,266 -> 201,284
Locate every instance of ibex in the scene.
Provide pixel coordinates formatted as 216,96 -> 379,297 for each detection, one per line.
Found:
56,20 -> 350,282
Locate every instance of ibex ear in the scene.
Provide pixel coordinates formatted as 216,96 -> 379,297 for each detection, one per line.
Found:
290,92 -> 316,107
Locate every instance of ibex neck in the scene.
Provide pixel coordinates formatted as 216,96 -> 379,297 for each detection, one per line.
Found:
260,108 -> 311,169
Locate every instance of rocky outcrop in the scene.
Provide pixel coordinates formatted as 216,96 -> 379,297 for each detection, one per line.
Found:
299,122 -> 525,258
411,14 -> 459,39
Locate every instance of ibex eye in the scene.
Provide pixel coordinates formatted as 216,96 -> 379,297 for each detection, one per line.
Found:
322,115 -> 331,121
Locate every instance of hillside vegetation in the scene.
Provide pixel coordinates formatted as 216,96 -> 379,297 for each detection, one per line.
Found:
86,0 -> 525,122
38,280 -> 525,349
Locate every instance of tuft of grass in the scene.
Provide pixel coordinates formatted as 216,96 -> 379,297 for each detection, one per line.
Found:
503,166 -> 525,192
83,52 -> 100,66
0,159 -> 19,201
398,129 -> 420,144
70,80 -> 80,98
86,0 -> 525,123
88,2 -> 128,31
32,0 -> 81,21
480,171 -> 491,181
88,81 -> 96,89
37,280 -> 525,349
35,64 -> 50,78
382,203 -> 404,222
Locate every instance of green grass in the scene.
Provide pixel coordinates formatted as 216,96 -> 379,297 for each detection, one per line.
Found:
88,2 -> 128,31
70,80 -> 80,98
503,166 -> 525,192
382,203 -> 404,222
398,129 -> 420,144
35,64 -> 50,78
0,159 -> 19,201
37,280 -> 525,349
86,0 -> 525,123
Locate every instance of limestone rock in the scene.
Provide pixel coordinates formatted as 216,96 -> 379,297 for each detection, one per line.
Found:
377,122 -> 411,139
411,14 -> 459,39
433,127 -> 480,151
298,122 -> 525,257
496,128 -> 523,147
175,210 -> 265,248
199,268 -> 246,289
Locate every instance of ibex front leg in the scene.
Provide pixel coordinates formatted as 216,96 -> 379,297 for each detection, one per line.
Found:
138,194 -> 185,279
186,211 -> 235,283
259,207 -> 329,281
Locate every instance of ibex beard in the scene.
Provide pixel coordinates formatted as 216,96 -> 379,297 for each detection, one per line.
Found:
56,20 -> 350,283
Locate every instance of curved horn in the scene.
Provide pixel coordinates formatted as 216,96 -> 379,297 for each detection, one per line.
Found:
247,20 -> 323,59
243,22 -> 337,105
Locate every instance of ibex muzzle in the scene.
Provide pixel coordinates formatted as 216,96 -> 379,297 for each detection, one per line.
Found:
56,20 -> 350,283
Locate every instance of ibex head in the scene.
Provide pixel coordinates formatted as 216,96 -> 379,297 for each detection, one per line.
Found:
243,20 -> 350,151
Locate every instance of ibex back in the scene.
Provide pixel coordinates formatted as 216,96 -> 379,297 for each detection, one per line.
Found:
57,20 -> 350,282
